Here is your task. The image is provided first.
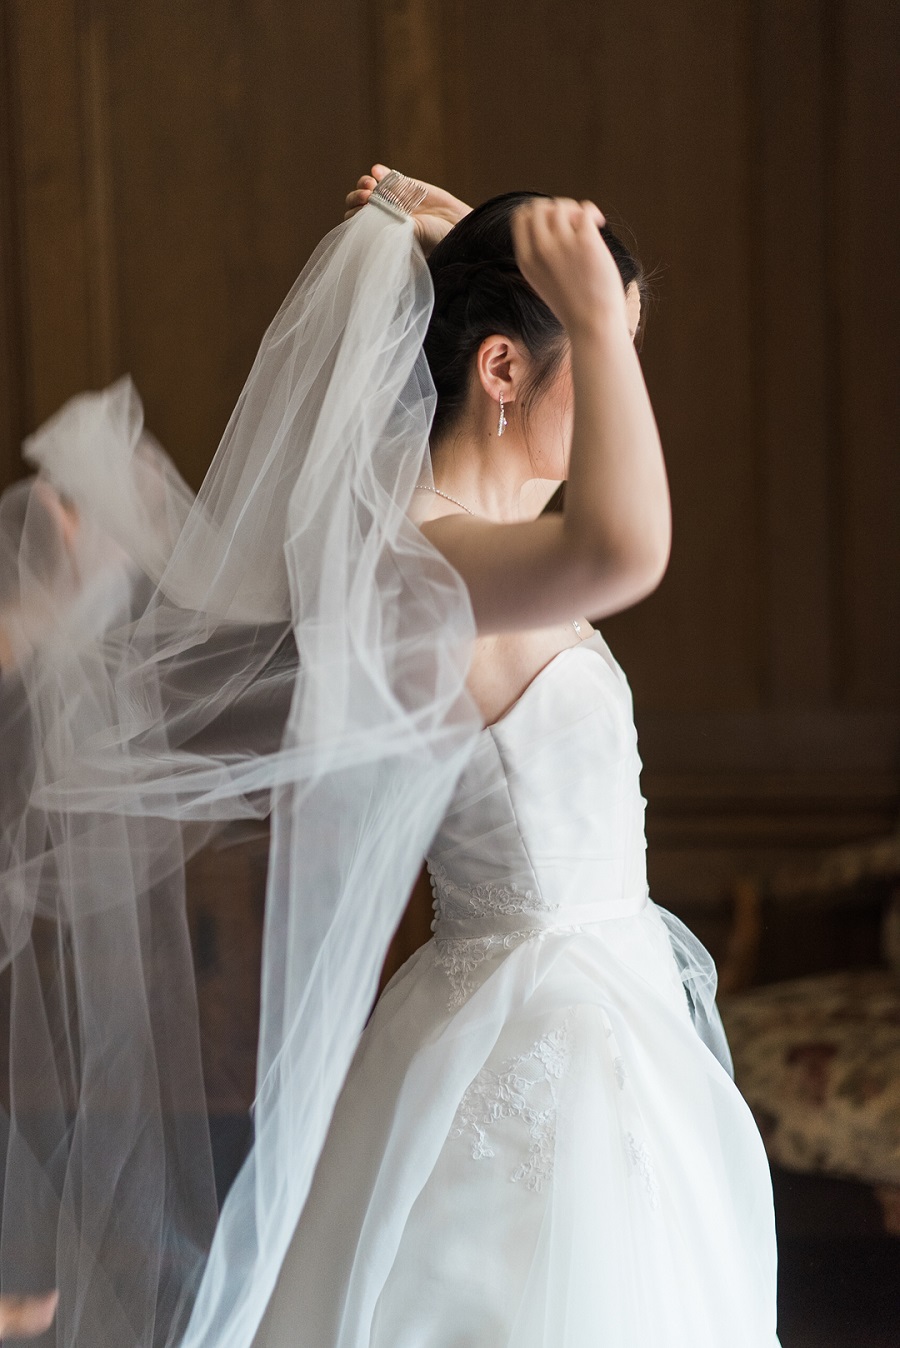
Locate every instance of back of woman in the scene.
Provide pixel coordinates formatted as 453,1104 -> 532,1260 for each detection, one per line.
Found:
249,171 -> 780,1348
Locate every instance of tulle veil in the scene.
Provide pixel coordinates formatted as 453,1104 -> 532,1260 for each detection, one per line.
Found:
0,177 -> 734,1346
1,183 -> 482,1346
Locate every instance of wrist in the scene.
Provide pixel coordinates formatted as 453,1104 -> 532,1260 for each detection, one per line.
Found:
564,305 -> 631,347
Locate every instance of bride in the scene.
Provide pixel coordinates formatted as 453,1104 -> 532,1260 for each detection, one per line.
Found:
0,166 -> 780,1347
245,170 -> 781,1345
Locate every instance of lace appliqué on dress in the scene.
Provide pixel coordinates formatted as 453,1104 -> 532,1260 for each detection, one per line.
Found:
428,860 -> 561,1009
625,1130 -> 661,1210
450,1020 -> 571,1193
428,859 -> 556,921
432,930 -> 540,1010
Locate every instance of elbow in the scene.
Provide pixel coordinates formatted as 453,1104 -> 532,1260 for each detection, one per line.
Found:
615,500 -> 672,595
567,517 -> 671,613
616,535 -> 670,605
634,527 -> 671,596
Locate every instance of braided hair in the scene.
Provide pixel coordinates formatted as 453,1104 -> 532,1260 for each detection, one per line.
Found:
424,191 -> 644,444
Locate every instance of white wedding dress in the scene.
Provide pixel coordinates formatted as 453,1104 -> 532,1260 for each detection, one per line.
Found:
253,627 -> 781,1347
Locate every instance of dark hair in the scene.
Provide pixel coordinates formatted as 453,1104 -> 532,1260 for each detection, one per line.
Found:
424,191 -> 645,444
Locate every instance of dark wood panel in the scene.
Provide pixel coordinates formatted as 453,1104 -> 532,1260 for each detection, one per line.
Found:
644,769 -> 899,845
836,0 -> 900,707
585,0 -> 763,713
1,1 -> 113,489
0,2 -> 26,487
103,0 -> 371,488
440,0 -> 605,202
755,0 -> 837,707
637,708 -> 900,775
78,0 -> 119,389
8,0 -> 97,431
372,0 -> 447,181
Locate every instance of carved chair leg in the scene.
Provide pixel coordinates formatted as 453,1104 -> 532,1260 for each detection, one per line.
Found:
718,877 -> 763,996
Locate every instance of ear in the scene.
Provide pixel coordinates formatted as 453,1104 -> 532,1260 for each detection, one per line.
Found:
473,334 -> 529,405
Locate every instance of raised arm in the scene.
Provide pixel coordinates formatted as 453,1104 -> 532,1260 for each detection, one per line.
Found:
420,197 -> 671,634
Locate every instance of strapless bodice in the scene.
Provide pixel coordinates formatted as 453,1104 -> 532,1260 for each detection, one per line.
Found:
426,631 -> 650,942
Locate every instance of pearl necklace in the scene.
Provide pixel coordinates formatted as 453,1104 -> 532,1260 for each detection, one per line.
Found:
414,485 -> 585,638
414,484 -> 475,515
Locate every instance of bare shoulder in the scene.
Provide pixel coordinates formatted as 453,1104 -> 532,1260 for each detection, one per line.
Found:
408,499 -> 597,722
466,623 -> 594,727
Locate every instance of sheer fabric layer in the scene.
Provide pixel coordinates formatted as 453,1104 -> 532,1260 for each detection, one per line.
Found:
1,203 -> 480,1346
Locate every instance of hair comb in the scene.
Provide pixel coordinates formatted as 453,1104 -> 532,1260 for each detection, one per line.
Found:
370,170 -> 428,219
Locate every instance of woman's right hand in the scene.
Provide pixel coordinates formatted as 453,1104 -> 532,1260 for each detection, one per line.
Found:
344,165 -> 472,256
511,198 -> 628,337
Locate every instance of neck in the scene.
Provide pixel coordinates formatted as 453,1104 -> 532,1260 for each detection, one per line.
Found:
429,433 -> 562,523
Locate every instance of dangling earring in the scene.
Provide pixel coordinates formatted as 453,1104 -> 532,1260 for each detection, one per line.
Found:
497,393 -> 508,437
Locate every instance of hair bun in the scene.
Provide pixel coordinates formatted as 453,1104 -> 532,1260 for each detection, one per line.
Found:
430,256 -> 519,298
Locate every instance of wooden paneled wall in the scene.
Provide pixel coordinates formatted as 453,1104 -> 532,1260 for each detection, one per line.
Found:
1,0 -> 898,964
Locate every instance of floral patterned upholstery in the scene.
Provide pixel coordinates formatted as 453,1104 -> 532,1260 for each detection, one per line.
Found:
719,967 -> 900,1187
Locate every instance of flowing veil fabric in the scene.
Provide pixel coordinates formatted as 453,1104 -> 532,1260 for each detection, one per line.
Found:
1,186 -> 735,1345
0,435 -> 221,1346
1,195 -> 481,1346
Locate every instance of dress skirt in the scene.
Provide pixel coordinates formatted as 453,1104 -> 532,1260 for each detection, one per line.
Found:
252,897 -> 781,1347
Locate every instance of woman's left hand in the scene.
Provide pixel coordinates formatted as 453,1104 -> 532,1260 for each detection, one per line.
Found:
344,165 -> 472,255
0,1291 -> 59,1338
